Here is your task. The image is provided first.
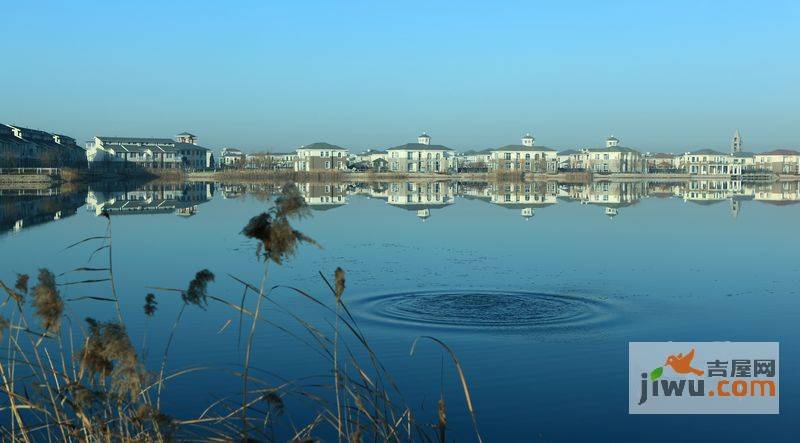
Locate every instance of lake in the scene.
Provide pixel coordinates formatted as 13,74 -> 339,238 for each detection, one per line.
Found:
1,178 -> 798,441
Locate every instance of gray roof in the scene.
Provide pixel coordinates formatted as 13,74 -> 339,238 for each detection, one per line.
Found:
587,146 -> 640,154
689,149 -> 727,155
177,132 -> 196,137
387,143 -> 453,151
98,136 -> 176,145
558,149 -> 581,155
732,151 -> 755,157
646,152 -> 676,158
174,142 -> 210,151
300,142 -> 347,151
492,144 -> 555,152
760,149 -> 800,156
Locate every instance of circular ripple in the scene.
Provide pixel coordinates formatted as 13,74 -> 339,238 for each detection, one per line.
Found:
353,290 -> 619,333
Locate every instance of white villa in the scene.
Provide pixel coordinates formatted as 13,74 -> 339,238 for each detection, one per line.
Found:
246,152 -> 297,169
294,142 -> 349,171
355,149 -> 389,163
386,133 -> 454,173
679,149 -> 741,176
220,148 -> 246,166
489,133 -> 557,173
557,149 -> 591,171
460,150 -> 493,169
86,132 -> 212,169
754,149 -> 800,174
584,136 -> 645,173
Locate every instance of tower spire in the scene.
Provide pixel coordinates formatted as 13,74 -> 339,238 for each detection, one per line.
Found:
731,129 -> 742,154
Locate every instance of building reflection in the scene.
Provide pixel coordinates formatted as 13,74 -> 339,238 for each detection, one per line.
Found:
4,178 -> 800,234
298,182 -> 348,211
1,185 -> 86,234
386,181 -> 455,220
86,182 -> 213,217
488,181 -> 557,219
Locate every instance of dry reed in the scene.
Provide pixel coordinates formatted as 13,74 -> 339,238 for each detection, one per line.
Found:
0,182 -> 483,442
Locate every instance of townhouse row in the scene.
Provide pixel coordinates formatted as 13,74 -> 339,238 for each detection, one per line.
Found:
1,123 -> 86,169
223,131 -> 800,176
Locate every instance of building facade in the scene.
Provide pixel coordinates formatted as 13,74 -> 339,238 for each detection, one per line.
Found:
246,152 -> 297,169
459,150 -> 493,171
488,133 -> 557,173
86,132 -> 212,170
585,136 -> 645,173
1,123 -> 86,168
754,150 -> 800,174
386,133 -> 454,173
680,149 -> 741,175
295,143 -> 348,171
220,148 -> 246,167
644,153 -> 679,172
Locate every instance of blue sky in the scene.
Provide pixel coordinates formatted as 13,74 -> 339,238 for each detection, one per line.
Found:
2,0 -> 799,153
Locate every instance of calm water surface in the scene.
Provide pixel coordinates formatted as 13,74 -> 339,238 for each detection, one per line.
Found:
1,179 -> 799,441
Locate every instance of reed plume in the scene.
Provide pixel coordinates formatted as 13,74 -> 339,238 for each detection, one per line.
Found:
183,269 -> 214,307
0,315 -> 8,340
144,293 -> 157,316
334,267 -> 345,300
15,273 -> 29,294
80,318 -> 146,400
31,268 -> 64,332
242,183 -> 318,263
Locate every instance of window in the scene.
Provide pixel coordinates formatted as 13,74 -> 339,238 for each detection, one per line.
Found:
504,153 -> 511,160
325,161 -> 330,168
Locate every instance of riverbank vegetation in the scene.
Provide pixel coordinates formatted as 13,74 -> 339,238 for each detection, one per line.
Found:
0,184 -> 481,442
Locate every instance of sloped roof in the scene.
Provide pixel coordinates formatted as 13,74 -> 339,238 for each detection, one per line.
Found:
587,146 -> 641,154
492,144 -> 555,152
760,149 -> 800,156
688,149 -> 727,155
299,142 -> 347,151
175,142 -> 210,152
387,143 -> 453,151
646,152 -> 676,159
98,136 -> 176,145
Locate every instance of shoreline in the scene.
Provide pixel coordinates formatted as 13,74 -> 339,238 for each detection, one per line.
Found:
184,170 -> 799,183
2,168 -> 799,185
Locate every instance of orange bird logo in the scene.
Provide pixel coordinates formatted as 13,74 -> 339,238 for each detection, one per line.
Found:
665,348 -> 704,376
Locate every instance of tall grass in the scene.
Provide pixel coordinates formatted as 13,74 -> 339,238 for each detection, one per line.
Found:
0,183 -> 481,442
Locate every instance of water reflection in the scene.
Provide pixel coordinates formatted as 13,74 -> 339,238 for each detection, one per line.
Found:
0,185 -> 86,233
85,182 -> 214,217
2,179 -> 799,234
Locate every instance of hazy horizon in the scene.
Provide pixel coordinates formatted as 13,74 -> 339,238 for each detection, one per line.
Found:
2,0 -> 798,153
